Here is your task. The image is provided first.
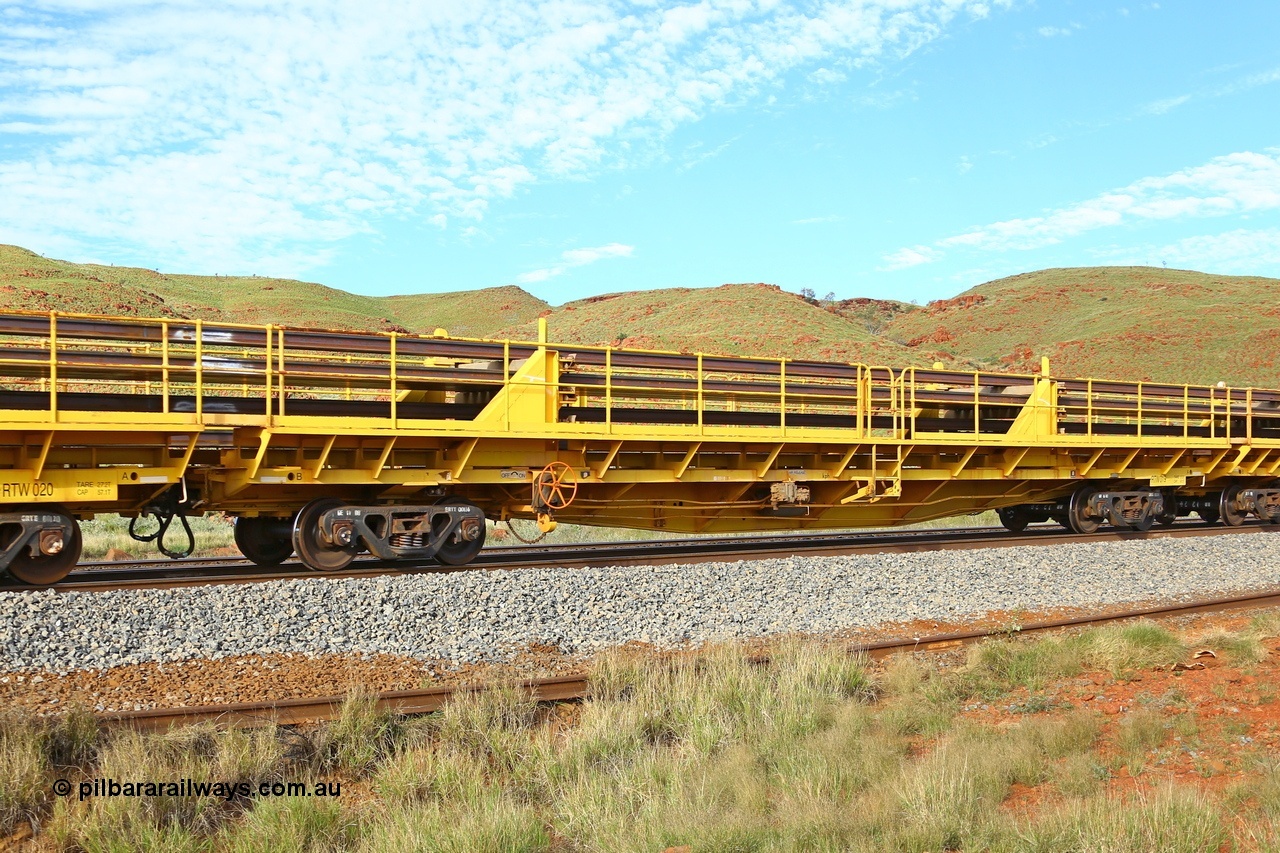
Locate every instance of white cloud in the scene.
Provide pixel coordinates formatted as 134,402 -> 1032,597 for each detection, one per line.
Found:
517,242 -> 634,284
0,0 -> 1001,275
1132,65 -> 1279,120
808,67 -> 847,86
884,148 -> 1280,266
1037,26 -> 1073,37
880,245 -> 940,270
1141,94 -> 1190,115
1095,227 -> 1280,272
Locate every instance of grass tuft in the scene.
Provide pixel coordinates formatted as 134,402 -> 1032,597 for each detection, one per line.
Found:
319,689 -> 402,776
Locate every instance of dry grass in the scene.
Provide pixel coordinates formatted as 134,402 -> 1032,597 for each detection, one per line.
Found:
8,619 -> 1280,850
79,513 -> 238,559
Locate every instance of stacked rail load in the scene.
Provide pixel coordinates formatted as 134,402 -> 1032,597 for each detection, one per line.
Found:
1,310 -> 1277,584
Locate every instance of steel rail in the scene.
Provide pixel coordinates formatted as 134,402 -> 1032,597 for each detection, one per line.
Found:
104,585 -> 1280,730
8,521 -> 1274,594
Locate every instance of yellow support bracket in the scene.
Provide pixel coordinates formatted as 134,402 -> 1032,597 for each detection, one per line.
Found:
756,444 -> 783,478
246,431 -> 273,480
829,445 -> 859,477
1160,449 -> 1186,476
1243,448 -> 1272,475
447,437 -> 477,480
1001,446 -> 1030,477
1198,447 -> 1232,475
1111,448 -> 1141,476
312,434 -> 337,479
1077,448 -> 1106,477
949,445 -> 978,477
372,437 -> 398,479
593,440 -> 623,480
672,443 -> 701,479
27,431 -> 54,480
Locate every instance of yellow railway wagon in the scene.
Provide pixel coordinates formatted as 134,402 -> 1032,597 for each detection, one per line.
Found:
1,310 -> 1277,583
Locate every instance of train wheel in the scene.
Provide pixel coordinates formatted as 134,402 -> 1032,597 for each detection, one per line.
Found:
435,501 -> 487,566
5,505 -> 82,585
1219,485 -> 1246,527
292,498 -> 357,572
997,506 -> 1029,533
1131,511 -> 1156,532
234,516 -> 295,567
1067,486 -> 1101,534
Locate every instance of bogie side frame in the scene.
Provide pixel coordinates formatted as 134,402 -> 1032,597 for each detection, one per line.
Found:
0,310 -> 1277,581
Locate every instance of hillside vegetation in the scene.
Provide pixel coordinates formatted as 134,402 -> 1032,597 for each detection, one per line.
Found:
0,245 -> 548,338
6,243 -> 1276,386
880,266 -> 1280,387
495,283 -> 924,366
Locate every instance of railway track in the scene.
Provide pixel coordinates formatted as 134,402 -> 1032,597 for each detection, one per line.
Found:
105,584 -> 1280,730
6,520 -> 1274,593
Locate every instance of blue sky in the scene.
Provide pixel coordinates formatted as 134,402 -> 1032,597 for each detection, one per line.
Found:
1,1 -> 1277,305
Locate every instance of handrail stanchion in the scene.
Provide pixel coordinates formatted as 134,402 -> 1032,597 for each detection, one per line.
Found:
277,328 -> 286,418
504,340 -> 511,431
971,372 -> 978,437
195,320 -> 204,418
1247,388 -> 1254,442
605,347 -> 612,434
1183,385 -> 1189,440
1136,382 -> 1143,439
48,312 -> 57,423
1218,384 -> 1228,438
779,359 -> 787,435
1086,379 -> 1093,439
263,324 -> 272,422
696,353 -> 704,436
160,321 -> 170,414
1210,385 -> 1216,440
389,333 -> 397,428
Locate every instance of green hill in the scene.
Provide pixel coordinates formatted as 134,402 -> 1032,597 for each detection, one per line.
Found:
494,283 -> 928,366
0,245 -> 548,337
5,244 -> 1277,387
881,266 -> 1280,386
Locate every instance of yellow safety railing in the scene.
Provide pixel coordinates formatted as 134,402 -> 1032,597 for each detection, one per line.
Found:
3,310 -> 1274,449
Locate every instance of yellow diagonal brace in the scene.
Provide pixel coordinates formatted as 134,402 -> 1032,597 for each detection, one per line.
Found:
448,437 -> 477,480
1111,448 -> 1140,475
756,444 -> 783,478
28,431 -> 54,480
949,445 -> 978,477
1198,447 -> 1232,475
593,440 -> 624,479
829,445 -> 858,477
1001,446 -> 1030,477
1160,449 -> 1186,475
246,431 -> 273,480
312,434 -> 337,479
1077,448 -> 1106,477
672,443 -> 701,479
1244,449 -> 1272,475
371,437 -> 398,478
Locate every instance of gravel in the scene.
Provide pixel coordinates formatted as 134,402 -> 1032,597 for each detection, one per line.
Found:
3,535 -> 1279,673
